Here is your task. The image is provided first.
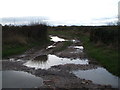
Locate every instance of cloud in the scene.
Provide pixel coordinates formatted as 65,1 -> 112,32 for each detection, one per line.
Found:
0,0 -> 119,25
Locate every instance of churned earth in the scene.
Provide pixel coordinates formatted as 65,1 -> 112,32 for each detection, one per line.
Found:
1,36 -> 119,90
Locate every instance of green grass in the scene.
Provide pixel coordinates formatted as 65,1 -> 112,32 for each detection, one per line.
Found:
78,34 -> 119,77
49,29 -> 119,77
3,45 -> 28,58
3,40 -> 50,58
3,24 -> 49,58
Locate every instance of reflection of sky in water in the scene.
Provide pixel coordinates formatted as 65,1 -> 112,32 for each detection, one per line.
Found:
2,71 -> 43,88
46,36 -> 66,49
73,46 -> 84,50
69,46 -> 84,53
24,54 -> 88,69
50,36 -> 66,42
24,36 -> 87,69
72,67 -> 120,88
69,46 -> 84,50
46,45 -> 56,49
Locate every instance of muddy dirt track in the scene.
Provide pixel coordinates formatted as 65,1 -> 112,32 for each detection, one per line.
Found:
1,36 -> 119,90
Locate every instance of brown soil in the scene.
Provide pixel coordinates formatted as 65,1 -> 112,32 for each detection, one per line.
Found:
1,37 -> 118,90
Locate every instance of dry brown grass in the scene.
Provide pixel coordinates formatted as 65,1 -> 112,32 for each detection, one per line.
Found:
3,35 -> 28,45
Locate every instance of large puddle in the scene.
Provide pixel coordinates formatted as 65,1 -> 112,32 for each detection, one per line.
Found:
24,54 -> 88,69
24,36 -> 88,69
72,67 -> 120,88
2,71 -> 43,88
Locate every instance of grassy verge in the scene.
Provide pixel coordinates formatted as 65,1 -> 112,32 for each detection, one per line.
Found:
3,45 -> 28,58
3,40 -> 50,58
78,34 -> 119,77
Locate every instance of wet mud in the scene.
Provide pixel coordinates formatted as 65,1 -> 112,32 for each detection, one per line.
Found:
2,36 -> 119,89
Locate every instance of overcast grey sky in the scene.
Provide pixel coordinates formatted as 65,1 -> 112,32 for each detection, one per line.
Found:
0,0 -> 119,25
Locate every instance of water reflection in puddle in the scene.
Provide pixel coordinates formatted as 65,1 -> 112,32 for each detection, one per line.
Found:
69,46 -> 84,53
72,67 -> 120,88
9,58 -> 23,62
50,36 -> 66,42
2,71 -> 43,88
73,46 -> 84,50
46,45 -> 56,49
24,54 -> 88,69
